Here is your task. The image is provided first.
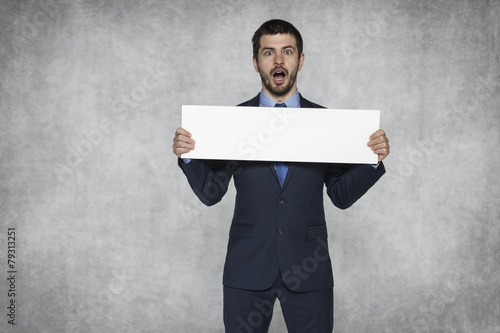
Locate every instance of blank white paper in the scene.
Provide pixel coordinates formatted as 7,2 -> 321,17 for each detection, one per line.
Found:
181,105 -> 380,164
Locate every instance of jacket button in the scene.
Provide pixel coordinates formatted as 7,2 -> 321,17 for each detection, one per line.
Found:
278,199 -> 285,205
277,228 -> 284,235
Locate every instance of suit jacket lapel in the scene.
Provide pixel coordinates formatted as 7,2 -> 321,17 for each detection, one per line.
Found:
268,163 -> 279,185
281,164 -> 296,190
268,163 -> 297,189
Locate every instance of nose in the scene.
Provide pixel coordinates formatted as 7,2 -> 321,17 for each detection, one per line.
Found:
274,53 -> 284,65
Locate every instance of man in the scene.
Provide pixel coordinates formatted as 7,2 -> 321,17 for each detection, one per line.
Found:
173,19 -> 389,333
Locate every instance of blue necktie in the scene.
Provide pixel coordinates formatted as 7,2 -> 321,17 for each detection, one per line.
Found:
274,103 -> 289,187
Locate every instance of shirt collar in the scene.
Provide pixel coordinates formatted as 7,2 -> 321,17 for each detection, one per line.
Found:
259,90 -> 301,108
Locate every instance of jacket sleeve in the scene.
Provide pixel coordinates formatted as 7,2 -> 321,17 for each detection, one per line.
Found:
178,158 -> 235,206
325,162 -> 386,209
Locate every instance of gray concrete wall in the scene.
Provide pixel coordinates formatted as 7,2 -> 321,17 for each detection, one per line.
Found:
0,0 -> 499,332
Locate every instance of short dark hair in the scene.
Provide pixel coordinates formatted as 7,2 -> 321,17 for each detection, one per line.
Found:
252,19 -> 303,60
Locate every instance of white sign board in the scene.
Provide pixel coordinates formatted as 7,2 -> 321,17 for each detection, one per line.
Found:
181,105 -> 380,164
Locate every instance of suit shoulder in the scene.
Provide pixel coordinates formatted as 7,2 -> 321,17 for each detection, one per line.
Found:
299,94 -> 326,109
237,94 -> 260,107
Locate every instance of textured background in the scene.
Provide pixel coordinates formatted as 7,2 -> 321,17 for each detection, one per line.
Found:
0,0 -> 499,332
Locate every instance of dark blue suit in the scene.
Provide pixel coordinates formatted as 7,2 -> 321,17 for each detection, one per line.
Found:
178,93 -> 385,331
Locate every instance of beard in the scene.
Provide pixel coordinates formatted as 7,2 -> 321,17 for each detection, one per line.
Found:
257,64 -> 299,97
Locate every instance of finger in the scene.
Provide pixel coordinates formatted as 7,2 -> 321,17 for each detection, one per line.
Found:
372,147 -> 389,155
372,147 -> 390,162
369,129 -> 385,141
175,134 -> 196,146
173,139 -> 195,151
367,135 -> 389,147
175,127 -> 192,138
173,147 -> 193,158
369,141 -> 389,151
173,140 -> 195,156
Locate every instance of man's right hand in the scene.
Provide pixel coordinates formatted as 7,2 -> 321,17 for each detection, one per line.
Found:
172,127 -> 196,158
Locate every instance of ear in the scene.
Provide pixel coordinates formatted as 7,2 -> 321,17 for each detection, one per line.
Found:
298,53 -> 305,71
253,57 -> 259,73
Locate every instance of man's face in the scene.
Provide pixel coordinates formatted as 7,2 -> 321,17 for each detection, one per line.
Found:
253,33 -> 305,102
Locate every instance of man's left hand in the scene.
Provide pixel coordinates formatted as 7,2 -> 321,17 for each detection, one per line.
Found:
367,129 -> 390,162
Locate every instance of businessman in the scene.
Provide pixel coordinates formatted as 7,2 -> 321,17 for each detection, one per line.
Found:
173,19 -> 390,333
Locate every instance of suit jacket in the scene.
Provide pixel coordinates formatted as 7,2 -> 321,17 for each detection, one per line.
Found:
178,93 -> 385,292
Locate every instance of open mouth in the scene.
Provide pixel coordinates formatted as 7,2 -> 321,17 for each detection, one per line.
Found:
273,69 -> 286,84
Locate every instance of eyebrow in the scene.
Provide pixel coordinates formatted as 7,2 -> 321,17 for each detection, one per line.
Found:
262,45 -> 296,51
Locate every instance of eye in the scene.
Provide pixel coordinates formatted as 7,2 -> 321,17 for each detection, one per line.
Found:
265,50 -> 273,56
284,49 -> 292,55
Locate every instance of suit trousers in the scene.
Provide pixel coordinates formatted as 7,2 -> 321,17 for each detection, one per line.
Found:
223,273 -> 334,333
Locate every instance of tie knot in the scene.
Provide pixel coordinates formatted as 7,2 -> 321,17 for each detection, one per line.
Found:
274,103 -> 287,107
